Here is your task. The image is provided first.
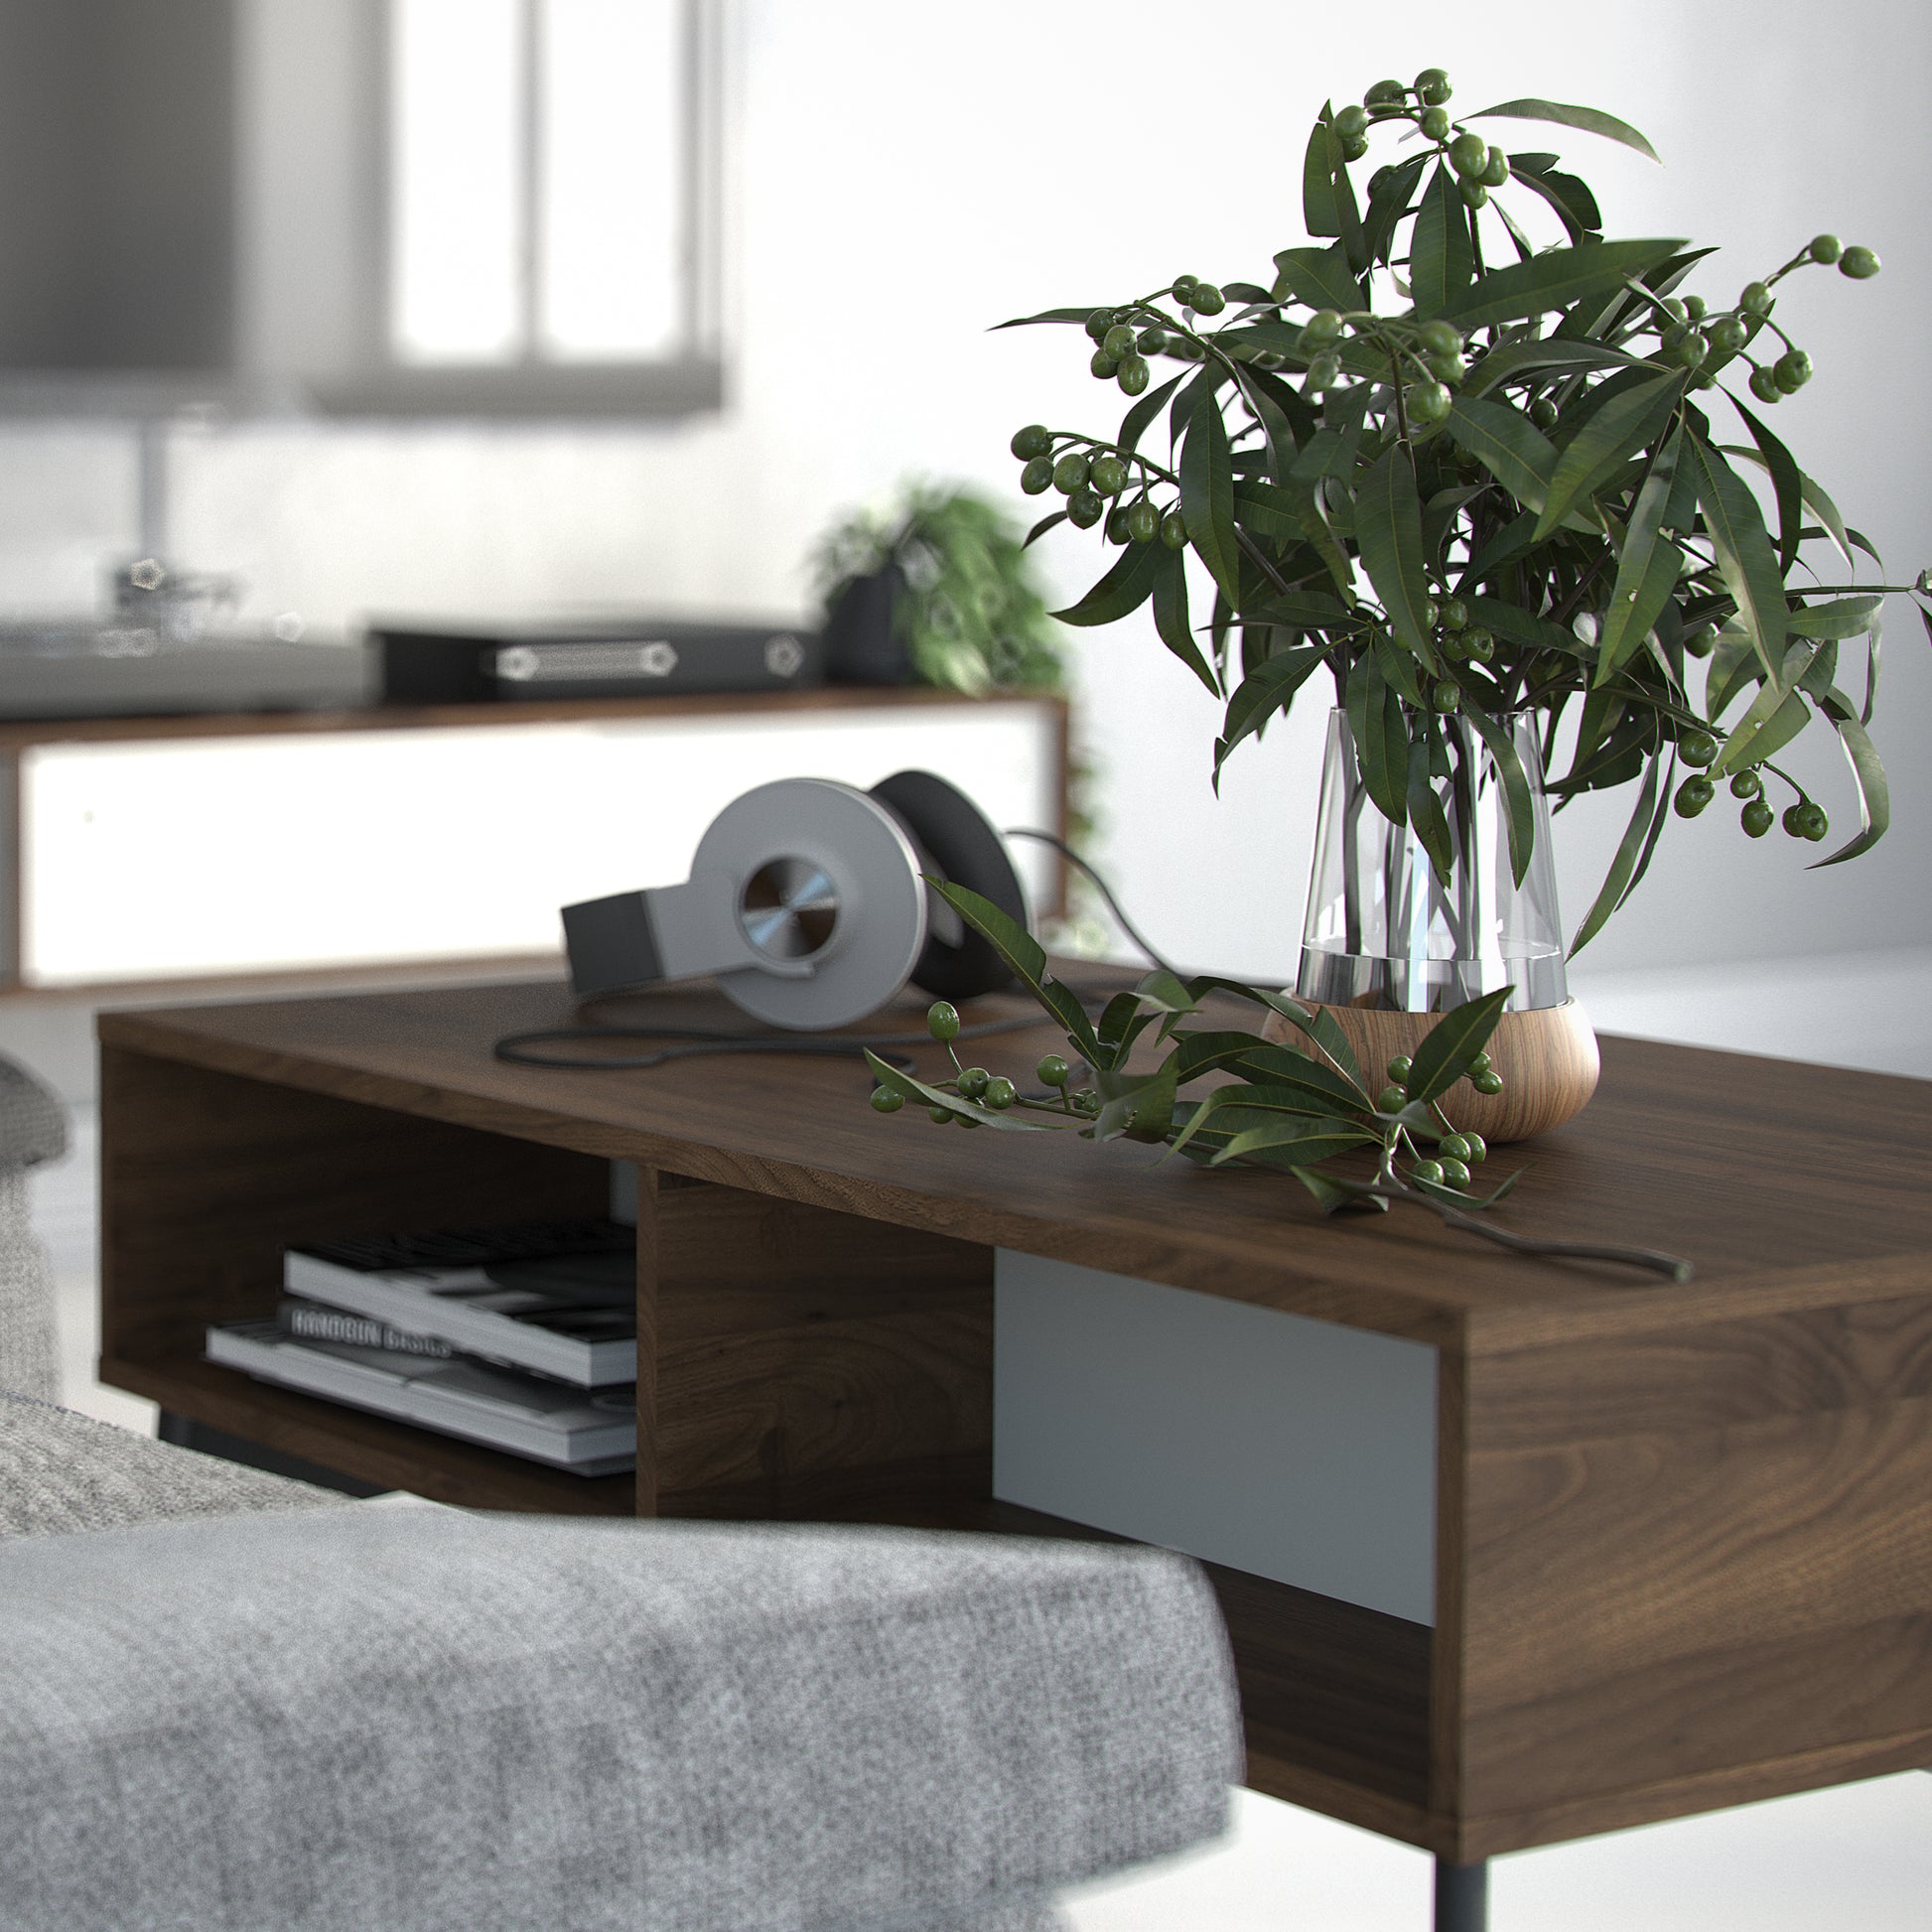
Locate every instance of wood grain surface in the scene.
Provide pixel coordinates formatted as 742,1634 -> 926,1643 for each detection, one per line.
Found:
93,973 -> 1932,1862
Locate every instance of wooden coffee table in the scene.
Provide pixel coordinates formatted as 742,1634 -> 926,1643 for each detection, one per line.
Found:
96,975 -> 1932,1930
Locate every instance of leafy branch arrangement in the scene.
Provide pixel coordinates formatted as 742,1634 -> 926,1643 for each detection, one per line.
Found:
812,484 -> 1066,696
864,880 -> 1693,1282
999,67 -> 1928,941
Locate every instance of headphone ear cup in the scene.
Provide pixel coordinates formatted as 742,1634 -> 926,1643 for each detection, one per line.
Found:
868,769 -> 1027,1002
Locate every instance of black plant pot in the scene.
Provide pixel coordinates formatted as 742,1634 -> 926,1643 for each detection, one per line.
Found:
821,566 -> 911,685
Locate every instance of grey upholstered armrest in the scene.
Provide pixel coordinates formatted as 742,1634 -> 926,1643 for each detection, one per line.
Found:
0,1055 -> 64,1172
0,1509 -> 1243,1932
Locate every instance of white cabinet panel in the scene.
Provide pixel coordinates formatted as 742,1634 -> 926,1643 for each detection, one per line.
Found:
19,702 -> 1059,986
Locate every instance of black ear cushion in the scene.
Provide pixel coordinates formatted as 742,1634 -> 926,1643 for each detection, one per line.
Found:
868,769 -> 1026,1001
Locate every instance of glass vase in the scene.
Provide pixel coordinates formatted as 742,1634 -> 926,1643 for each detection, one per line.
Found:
1296,708 -> 1567,1014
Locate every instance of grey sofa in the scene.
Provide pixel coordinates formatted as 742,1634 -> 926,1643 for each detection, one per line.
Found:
0,1391 -> 1244,1932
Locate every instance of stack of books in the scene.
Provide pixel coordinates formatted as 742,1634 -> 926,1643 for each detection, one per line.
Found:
205,1219 -> 638,1475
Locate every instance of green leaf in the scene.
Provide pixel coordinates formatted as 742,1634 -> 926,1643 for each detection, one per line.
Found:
1116,370 -> 1184,458
992,306 -> 1109,331
1270,241 -> 1364,318
1461,706 -> 1538,888
1435,237 -> 1683,332
1725,397 -> 1805,575
1049,537 -> 1162,627
1190,980 -> 1370,1097
926,878 -> 1102,1065
1362,153 -> 1430,265
1354,445 -> 1438,666
1464,596 -> 1589,660
1508,158 -> 1603,241
1217,643 -> 1328,768
1466,97 -> 1661,164
1406,729 -> 1453,884
1596,429 -> 1686,681
1152,546 -> 1218,697
861,1049 -> 1053,1132
1166,1084 -> 1366,1163
1786,595 -> 1884,640
1462,337 -> 1645,396
1213,1043 -> 1377,1115
1812,711 -> 1890,866
1351,647 -> 1410,829
1535,371 -> 1685,541
1720,669 -> 1814,773
1705,626 -> 1758,719
1180,383 -> 1242,605
1569,750 -> 1666,955
1411,164 -> 1473,319
1690,432 -> 1789,694
1446,396 -> 1558,512
1133,968 -> 1198,1018
1302,107 -> 1345,238
1403,988 -> 1515,1104
1209,1117 -> 1379,1168
1023,510 -> 1067,549
1091,1059 -> 1178,1144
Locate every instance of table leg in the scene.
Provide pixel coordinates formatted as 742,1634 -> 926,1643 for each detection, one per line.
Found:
1434,1858 -> 1487,1932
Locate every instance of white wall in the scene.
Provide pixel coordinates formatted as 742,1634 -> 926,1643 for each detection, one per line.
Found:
0,0 -> 1924,982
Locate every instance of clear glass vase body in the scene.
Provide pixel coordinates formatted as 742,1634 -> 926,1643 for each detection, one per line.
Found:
1296,709 -> 1568,1013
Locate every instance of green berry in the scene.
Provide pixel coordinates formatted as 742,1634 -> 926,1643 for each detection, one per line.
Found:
1741,798 -> 1774,838
956,1066 -> 990,1098
1797,802 -> 1829,842
1102,323 -> 1137,360
1416,68 -> 1451,105
1683,625 -> 1716,658
1340,132 -> 1370,162
1428,349 -> 1467,384
1460,1132 -> 1487,1164
1105,508 -> 1131,546
1303,309 -> 1344,345
927,1104 -> 953,1124
1679,729 -> 1719,767
955,1114 -> 980,1130
1440,1157 -> 1472,1188
1709,315 -> 1748,354
1440,1133 -> 1472,1163
1188,282 -> 1226,316
870,1085 -> 903,1113
1729,769 -> 1762,799
1387,1054 -> 1414,1084
1774,348 -> 1812,393
1136,326 -> 1169,353
1036,1053 -> 1071,1087
1529,395 -> 1559,429
1674,774 -> 1715,817
1748,365 -> 1783,404
1377,1084 -> 1409,1113
1459,178 -> 1488,208
1160,508 -> 1187,549
1010,424 -> 1051,461
1441,597 -> 1468,629
1684,295 -> 1708,321
1065,487 -> 1104,529
1126,498 -> 1161,543
1172,274 -> 1198,298
1463,627 -> 1494,663
1117,353 -> 1151,396
1051,452 -> 1089,494
1433,680 -> 1460,712
1672,331 -> 1709,369
1480,145 -> 1510,188
1781,802 -> 1807,838
983,1076 -> 1017,1111
1334,103 -> 1369,139
1449,130 -> 1486,177
1089,347 -> 1118,379
1741,280 -> 1774,315
927,1001 -> 961,1041
1364,78 -> 1406,106
1070,1087 -> 1100,1117
1418,319 -> 1461,357
1089,454 -> 1128,496
1407,378 -> 1452,425
1020,456 -> 1054,495
1307,351 -> 1342,392
1420,104 -> 1451,141
1410,1160 -> 1447,1186
1809,233 -> 1842,264
1472,1069 -> 1504,1095
1085,309 -> 1114,342
1469,1050 -> 1492,1076
1839,245 -> 1881,279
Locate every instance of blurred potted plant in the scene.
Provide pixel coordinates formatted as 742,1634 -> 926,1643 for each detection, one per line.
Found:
813,483 -> 1066,696
995,67 -> 1930,1137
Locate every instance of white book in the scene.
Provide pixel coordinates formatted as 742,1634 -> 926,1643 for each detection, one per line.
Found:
283,1221 -> 636,1387
206,1320 -> 636,1474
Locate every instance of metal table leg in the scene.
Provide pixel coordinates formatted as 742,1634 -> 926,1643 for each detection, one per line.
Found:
1434,1857 -> 1488,1932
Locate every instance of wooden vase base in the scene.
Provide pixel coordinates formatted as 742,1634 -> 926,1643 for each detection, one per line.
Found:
1262,998 -> 1600,1144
